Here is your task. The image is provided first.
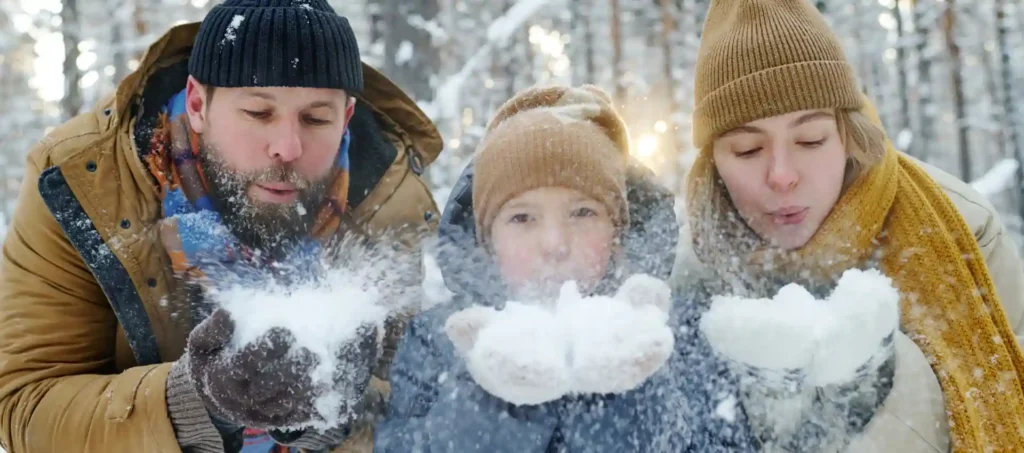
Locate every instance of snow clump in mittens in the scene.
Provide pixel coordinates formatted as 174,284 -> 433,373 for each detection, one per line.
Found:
444,273 -> 675,406
699,268 -> 901,387
213,267 -> 389,431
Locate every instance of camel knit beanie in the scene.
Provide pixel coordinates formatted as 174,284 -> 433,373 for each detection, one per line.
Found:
692,0 -> 864,149
473,85 -> 631,244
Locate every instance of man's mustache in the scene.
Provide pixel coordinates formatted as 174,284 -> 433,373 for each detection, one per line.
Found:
245,166 -> 312,190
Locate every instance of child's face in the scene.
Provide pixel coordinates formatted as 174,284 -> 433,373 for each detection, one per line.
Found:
489,187 -> 617,299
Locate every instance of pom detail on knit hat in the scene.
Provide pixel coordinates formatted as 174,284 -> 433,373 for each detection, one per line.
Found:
472,84 -> 631,244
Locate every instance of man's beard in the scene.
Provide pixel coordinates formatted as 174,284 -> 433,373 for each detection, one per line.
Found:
197,137 -> 337,257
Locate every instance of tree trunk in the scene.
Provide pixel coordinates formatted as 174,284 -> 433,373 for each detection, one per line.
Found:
571,0 -> 595,84
384,0 -> 441,102
942,1 -> 970,180
995,0 -> 1024,218
893,0 -> 911,134
61,0 -> 83,120
658,0 -> 677,127
658,0 -> 681,184
111,0 -> 129,82
913,0 -> 934,161
610,0 -> 625,107
981,22 -> 1006,162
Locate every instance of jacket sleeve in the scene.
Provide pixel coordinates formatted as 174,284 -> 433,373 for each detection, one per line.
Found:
977,219 -> 1024,344
372,308 -> 556,453
847,332 -> 950,452
0,152 -> 181,452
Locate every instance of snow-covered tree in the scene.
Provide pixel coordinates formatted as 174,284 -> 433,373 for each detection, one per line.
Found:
3,0 -> 1024,248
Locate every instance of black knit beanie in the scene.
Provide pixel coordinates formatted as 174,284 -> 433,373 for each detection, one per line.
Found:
189,0 -> 363,93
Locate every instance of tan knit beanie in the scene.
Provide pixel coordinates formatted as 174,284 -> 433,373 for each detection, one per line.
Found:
692,0 -> 864,149
472,84 -> 631,244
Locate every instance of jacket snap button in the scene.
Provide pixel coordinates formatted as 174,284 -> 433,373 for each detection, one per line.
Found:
147,278 -> 157,288
424,211 -> 434,222
85,161 -> 97,172
103,108 -> 112,116
120,219 -> 131,229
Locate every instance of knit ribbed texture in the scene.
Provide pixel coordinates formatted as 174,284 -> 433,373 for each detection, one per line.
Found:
687,97 -> 1024,452
270,374 -> 388,451
270,426 -> 350,450
189,0 -> 363,92
472,85 -> 631,244
692,0 -> 863,148
166,357 -> 224,453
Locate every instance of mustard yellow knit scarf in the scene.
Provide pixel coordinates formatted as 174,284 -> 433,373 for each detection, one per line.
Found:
686,104 -> 1024,451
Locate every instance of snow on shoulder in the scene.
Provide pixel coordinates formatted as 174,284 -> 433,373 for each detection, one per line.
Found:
214,266 -> 390,430
444,274 -> 675,406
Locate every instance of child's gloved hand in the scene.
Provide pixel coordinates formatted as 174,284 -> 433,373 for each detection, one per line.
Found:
445,304 -> 572,406
444,274 -> 676,406
560,275 -> 675,395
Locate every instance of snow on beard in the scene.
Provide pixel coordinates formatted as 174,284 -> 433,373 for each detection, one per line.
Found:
197,135 -> 337,256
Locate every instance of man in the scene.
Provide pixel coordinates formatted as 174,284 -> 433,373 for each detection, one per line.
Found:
0,0 -> 443,451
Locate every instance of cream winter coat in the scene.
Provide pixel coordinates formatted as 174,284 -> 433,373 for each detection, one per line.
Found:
673,156 -> 1024,453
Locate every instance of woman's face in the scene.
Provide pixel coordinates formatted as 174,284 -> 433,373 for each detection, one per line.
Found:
712,109 -> 847,250
489,187 -> 617,299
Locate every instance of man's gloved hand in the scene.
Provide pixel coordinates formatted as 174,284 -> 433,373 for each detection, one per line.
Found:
186,308 -> 379,430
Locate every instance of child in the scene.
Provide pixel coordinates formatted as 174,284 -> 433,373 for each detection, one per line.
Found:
373,85 -> 755,452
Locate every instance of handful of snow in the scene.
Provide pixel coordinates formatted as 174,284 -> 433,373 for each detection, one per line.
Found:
214,269 -> 389,430
444,274 -> 674,406
699,268 -> 900,387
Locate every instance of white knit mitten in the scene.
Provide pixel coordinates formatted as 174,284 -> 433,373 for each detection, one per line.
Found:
445,304 -> 571,406
559,276 -> 674,395
807,269 -> 900,387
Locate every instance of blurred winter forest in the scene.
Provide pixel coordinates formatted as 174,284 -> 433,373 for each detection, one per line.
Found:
3,0 -> 1024,247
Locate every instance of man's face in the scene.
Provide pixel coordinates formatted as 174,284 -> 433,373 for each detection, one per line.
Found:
184,76 -> 356,254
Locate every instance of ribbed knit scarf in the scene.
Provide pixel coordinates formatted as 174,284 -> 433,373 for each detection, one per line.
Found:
686,101 -> 1024,451
146,88 -> 352,283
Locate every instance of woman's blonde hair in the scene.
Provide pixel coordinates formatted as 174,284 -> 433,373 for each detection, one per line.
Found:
836,109 -> 887,188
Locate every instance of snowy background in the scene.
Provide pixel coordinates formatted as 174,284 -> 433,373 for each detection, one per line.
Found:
0,1 -> 1021,449
2,0 -> 1024,247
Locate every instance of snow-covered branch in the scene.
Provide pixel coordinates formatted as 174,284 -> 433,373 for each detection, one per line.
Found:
419,0 -> 565,121
970,158 -> 1020,198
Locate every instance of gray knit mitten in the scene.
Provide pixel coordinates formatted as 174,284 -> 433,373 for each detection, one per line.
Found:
699,269 -> 900,450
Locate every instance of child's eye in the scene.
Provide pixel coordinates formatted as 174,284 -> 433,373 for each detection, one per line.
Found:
571,207 -> 598,218
508,214 -> 531,224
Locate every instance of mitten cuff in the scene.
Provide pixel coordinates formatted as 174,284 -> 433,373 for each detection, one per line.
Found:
269,425 -> 352,450
167,356 -> 226,453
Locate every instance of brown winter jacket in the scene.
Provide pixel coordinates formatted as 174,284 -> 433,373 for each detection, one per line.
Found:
674,156 -> 1024,453
0,23 -> 442,453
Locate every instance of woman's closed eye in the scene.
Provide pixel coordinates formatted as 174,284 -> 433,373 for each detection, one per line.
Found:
797,138 -> 827,149
736,147 -> 762,158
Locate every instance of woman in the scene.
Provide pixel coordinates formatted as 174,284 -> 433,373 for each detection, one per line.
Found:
678,0 -> 1024,451
373,85 -> 755,452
